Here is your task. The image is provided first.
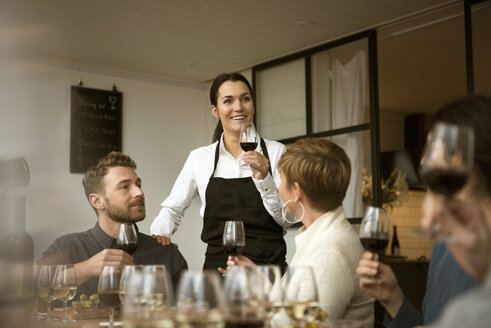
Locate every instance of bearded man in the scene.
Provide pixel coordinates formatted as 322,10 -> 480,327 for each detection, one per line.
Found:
38,152 -> 187,296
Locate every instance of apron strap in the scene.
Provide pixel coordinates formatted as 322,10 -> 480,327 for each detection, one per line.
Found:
210,137 -> 272,178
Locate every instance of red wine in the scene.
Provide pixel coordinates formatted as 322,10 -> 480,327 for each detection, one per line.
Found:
225,319 -> 265,328
117,243 -> 138,255
99,291 -> 121,308
223,244 -> 245,256
420,168 -> 469,197
360,236 -> 389,253
240,142 -> 258,152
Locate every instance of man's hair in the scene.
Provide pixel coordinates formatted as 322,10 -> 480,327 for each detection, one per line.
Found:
82,151 -> 137,199
278,138 -> 351,212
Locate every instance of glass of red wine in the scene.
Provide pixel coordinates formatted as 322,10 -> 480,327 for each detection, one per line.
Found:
239,122 -> 259,168
116,223 -> 138,255
223,221 -> 246,257
359,206 -> 390,266
98,265 -> 122,327
411,121 -> 474,240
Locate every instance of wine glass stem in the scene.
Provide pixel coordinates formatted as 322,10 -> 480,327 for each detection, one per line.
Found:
63,301 -> 68,321
109,308 -> 114,327
46,301 -> 51,320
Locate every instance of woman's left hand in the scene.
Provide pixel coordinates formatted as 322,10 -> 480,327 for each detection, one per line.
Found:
243,151 -> 270,180
217,255 -> 256,275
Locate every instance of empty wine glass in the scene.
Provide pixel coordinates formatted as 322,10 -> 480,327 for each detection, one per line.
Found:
224,265 -> 267,327
37,265 -> 56,321
411,122 -> 474,240
116,223 -> 138,255
31,264 -> 44,320
175,270 -> 225,327
98,265 -> 122,327
119,265 -> 144,303
122,265 -> 174,327
359,206 -> 390,260
282,266 -> 320,327
53,264 -> 78,322
223,221 -> 246,257
239,122 -> 259,168
254,265 -> 283,327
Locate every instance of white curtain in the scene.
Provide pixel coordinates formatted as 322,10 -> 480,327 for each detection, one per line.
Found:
329,50 -> 366,218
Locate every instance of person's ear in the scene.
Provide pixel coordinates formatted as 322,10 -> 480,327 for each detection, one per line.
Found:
211,105 -> 219,119
89,193 -> 105,211
293,182 -> 305,202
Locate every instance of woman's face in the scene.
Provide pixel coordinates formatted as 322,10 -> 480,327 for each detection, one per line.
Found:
212,81 -> 254,135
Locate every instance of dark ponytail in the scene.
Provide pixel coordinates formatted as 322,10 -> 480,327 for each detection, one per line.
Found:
210,72 -> 253,142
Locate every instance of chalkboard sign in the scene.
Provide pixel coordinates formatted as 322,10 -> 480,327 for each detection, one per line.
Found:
70,86 -> 122,173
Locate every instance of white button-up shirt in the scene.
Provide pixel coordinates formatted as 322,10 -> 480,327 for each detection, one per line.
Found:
150,134 -> 290,236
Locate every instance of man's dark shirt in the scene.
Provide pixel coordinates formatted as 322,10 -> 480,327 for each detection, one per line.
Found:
38,222 -> 188,297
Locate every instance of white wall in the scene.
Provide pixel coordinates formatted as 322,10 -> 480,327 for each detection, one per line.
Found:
0,55 -> 212,270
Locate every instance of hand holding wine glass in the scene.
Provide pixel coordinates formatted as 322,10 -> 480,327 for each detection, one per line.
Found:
223,221 -> 246,259
53,264 -> 78,322
116,223 -> 138,255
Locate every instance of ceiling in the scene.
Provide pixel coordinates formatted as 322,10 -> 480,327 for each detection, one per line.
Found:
0,0 -> 457,86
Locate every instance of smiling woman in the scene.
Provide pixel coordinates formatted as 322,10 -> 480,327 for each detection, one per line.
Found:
150,72 -> 292,272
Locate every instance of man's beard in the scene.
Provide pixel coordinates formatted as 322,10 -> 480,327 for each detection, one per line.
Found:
104,197 -> 145,223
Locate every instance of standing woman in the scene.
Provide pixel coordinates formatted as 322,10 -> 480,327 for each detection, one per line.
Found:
150,72 -> 290,271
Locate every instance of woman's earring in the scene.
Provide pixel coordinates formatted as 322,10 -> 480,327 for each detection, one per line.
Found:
282,199 -> 304,224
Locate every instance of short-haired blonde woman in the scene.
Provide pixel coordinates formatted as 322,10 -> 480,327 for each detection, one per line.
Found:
224,138 -> 374,323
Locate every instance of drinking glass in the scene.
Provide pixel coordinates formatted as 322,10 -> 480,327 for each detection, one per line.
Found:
282,266 -> 320,327
411,121 -> 474,240
116,223 -> 138,255
53,264 -> 78,322
98,265 -> 122,327
239,122 -> 259,168
31,264 -> 44,320
175,270 -> 225,327
359,206 -> 390,257
122,265 -> 174,327
119,265 -> 144,303
254,265 -> 283,327
37,265 -> 56,321
223,221 -> 246,257
224,265 -> 267,327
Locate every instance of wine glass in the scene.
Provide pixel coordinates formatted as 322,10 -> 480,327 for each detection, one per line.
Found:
37,265 -> 56,321
31,264 -> 44,320
53,264 -> 78,322
282,266 -> 320,327
223,221 -> 246,257
119,265 -> 143,303
98,265 -> 122,327
359,206 -> 390,260
122,265 -> 174,327
116,223 -> 138,255
224,265 -> 267,327
239,122 -> 259,167
411,121 -> 474,240
175,270 -> 225,327
254,265 -> 283,326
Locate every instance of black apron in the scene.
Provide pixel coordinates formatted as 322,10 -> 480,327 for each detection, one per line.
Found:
201,138 -> 287,272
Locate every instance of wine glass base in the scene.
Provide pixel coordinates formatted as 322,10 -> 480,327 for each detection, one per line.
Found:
99,321 -> 123,327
